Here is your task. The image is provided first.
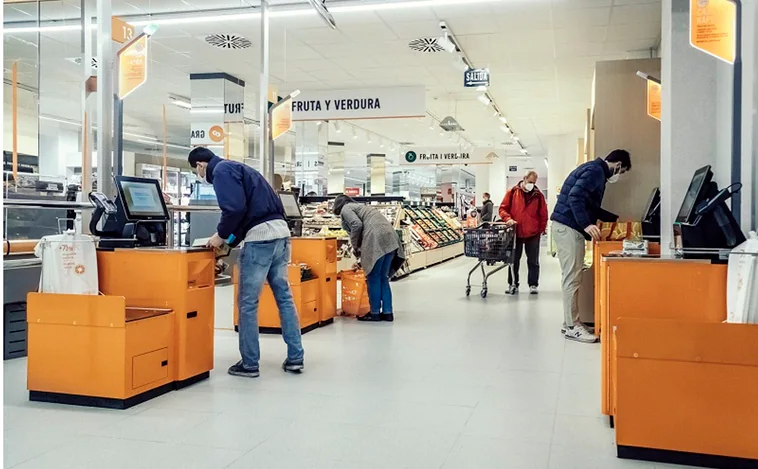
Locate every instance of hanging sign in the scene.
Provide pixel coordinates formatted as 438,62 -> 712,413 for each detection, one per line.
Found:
111,17 -> 135,44
191,123 -> 225,146
647,80 -> 662,121
291,86 -> 425,121
271,103 -> 292,140
345,187 -> 361,196
690,0 -> 736,63
401,147 -> 502,166
464,68 -> 490,88
117,35 -> 148,99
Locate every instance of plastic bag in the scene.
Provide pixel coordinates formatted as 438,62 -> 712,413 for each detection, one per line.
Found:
727,231 -> 758,324
34,232 -> 99,295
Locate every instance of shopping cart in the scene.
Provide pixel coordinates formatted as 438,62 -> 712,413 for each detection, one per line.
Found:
463,223 -> 516,298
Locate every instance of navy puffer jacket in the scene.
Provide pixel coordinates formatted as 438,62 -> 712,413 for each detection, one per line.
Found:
550,158 -> 618,240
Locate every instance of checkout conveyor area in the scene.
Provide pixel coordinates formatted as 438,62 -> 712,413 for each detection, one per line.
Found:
593,166 -> 758,468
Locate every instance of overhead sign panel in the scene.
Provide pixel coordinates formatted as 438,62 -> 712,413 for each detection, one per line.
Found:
402,147 -> 501,166
464,68 -> 490,88
117,35 -> 148,99
647,80 -> 662,121
271,103 -> 293,140
690,0 -> 736,63
111,17 -> 135,44
439,116 -> 465,131
291,87 -> 426,121
191,123 -> 225,146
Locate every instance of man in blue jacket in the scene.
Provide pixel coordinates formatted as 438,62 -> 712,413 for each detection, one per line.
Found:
551,150 -> 631,343
189,148 -> 304,377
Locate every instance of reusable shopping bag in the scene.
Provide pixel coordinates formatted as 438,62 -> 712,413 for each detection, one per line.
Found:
34,232 -> 99,295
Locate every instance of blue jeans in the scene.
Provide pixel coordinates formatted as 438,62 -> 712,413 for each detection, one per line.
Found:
366,252 -> 394,315
238,238 -> 304,370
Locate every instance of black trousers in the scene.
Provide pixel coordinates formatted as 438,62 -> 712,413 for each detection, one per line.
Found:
508,235 -> 541,287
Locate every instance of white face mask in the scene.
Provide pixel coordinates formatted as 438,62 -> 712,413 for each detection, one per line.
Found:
607,174 -> 620,184
524,182 -> 535,192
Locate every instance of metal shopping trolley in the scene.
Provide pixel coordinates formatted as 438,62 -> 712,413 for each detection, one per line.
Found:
463,223 -> 516,298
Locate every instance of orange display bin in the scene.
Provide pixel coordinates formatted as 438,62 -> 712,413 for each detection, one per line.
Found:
27,293 -> 176,409
615,318 -> 758,467
97,248 -> 215,387
233,264 -> 321,334
598,256 -> 727,423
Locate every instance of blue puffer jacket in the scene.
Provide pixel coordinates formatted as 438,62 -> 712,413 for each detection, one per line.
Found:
550,158 -> 617,239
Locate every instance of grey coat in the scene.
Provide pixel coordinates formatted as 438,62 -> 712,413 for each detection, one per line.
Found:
339,203 -> 404,276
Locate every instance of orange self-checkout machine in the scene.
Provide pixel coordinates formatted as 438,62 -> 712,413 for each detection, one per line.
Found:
27,176 -> 215,409
232,192 -> 338,334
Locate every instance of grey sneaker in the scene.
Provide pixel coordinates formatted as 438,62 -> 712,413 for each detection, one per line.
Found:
564,325 -> 599,344
228,360 -> 260,378
507,285 -> 518,295
282,360 -> 304,373
529,286 -> 539,295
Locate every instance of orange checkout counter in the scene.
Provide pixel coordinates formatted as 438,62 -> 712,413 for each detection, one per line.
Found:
596,167 -> 758,467
233,237 -> 338,333
26,176 -> 216,409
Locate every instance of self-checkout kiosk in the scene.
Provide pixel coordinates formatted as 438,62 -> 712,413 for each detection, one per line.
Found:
26,176 -> 215,409
673,165 -> 746,258
232,192 -> 338,334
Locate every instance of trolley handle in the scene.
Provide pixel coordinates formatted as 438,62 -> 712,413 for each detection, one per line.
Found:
466,222 -> 515,230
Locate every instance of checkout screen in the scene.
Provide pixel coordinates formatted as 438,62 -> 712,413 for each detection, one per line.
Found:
121,181 -> 167,218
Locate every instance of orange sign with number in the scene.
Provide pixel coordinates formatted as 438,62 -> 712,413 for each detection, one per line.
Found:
117,35 -> 148,99
690,0 -> 736,63
647,80 -> 662,121
111,17 -> 134,44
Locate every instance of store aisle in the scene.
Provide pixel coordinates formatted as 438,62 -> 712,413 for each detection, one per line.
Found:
4,256 -> 691,469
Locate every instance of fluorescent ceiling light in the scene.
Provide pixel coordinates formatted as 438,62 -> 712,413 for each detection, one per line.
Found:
500,126 -> 510,133
191,108 -> 223,114
499,116 -> 507,124
170,97 -> 192,109
5,0 -> 511,33
521,149 -> 529,155
476,85 -> 488,92
513,136 -> 520,141
436,33 -> 456,53
477,94 -> 491,106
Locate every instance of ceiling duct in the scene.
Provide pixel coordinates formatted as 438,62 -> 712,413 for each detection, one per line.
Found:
307,0 -> 337,30
408,38 -> 445,53
204,34 -> 252,50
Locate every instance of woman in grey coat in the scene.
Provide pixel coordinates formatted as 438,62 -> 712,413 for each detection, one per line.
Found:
333,195 -> 405,322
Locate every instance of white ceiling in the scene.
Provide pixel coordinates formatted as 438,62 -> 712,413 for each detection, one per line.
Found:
3,0 -> 662,160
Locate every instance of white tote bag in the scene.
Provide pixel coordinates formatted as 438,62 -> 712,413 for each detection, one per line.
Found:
34,232 -> 99,295
726,231 -> 758,324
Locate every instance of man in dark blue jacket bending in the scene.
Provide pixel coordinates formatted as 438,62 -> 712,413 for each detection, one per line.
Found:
189,148 -> 304,377
551,150 -> 631,344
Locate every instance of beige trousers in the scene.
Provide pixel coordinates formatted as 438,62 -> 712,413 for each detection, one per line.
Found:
552,222 -> 585,327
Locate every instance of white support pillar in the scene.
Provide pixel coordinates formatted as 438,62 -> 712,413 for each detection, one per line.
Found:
96,0 -> 114,197
259,0 -> 270,180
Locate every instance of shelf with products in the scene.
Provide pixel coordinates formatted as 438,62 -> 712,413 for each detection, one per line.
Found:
403,205 -> 463,251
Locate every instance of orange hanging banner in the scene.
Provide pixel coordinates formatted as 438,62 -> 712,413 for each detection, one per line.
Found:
647,80 -> 662,121
117,34 -> 148,99
271,103 -> 292,140
690,0 -> 736,63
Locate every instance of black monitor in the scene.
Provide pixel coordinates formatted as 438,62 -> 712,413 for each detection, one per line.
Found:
642,187 -> 661,221
115,176 -> 170,221
278,191 -> 302,219
675,165 -> 713,224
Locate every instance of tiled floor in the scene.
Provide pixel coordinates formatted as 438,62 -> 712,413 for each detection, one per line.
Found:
4,255 -> 694,468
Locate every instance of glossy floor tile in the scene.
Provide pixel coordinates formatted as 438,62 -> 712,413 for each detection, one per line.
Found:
4,255 -> 697,468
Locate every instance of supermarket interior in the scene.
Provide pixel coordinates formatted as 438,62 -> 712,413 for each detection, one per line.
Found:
3,0 -> 758,468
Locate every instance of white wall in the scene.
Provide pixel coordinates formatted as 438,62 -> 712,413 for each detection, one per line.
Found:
546,133 -> 582,214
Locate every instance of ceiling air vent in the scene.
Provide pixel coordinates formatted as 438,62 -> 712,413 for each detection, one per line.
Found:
408,38 -> 444,53
205,34 -> 252,50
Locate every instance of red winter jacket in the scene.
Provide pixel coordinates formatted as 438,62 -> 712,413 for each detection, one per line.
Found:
498,183 -> 548,239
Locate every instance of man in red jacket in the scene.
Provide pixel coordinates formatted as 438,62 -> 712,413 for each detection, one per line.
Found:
499,170 -> 548,295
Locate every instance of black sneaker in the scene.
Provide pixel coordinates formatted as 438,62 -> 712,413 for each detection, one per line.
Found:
507,285 -> 518,295
357,313 -> 381,322
228,360 -> 260,378
381,313 -> 394,322
282,360 -> 304,373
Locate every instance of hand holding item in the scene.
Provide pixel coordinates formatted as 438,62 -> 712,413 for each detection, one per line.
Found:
584,224 -> 601,241
505,219 -> 517,227
162,193 -> 172,204
206,233 -> 225,249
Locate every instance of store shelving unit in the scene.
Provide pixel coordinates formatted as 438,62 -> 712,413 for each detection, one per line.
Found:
403,205 -> 464,272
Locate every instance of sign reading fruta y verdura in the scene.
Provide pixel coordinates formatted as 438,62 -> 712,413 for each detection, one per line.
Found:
290,87 -> 425,121
402,147 -> 501,166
